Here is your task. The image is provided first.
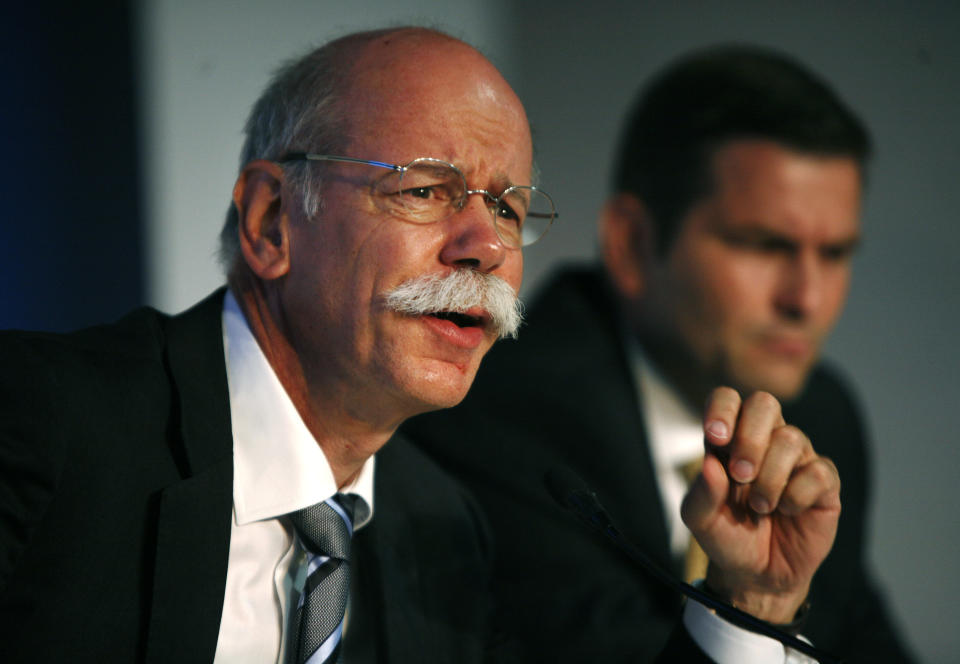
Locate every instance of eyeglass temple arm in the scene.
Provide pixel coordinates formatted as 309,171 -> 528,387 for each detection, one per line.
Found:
521,185 -> 558,219
280,153 -> 402,173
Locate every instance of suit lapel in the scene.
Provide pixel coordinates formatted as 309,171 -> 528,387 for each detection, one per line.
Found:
353,516 -> 425,663
144,291 -> 236,663
537,269 -> 675,572
145,460 -> 233,663
354,443 -> 430,663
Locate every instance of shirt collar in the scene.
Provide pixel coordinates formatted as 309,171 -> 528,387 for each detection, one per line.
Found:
222,289 -> 375,527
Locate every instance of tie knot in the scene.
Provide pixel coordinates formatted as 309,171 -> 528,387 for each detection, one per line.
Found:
679,457 -> 704,485
289,494 -> 367,559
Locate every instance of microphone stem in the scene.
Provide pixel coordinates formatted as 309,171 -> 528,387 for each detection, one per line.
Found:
598,523 -> 843,663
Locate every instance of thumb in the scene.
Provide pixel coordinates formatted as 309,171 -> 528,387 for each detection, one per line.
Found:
681,453 -> 729,532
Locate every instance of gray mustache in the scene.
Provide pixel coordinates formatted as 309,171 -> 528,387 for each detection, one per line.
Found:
383,269 -> 523,340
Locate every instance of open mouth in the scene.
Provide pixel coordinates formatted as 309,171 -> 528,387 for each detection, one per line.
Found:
429,311 -> 484,328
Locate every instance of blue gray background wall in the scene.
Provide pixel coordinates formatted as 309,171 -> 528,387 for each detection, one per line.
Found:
2,1 -> 957,661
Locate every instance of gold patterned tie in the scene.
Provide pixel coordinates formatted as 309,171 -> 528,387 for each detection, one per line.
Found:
680,457 -> 709,583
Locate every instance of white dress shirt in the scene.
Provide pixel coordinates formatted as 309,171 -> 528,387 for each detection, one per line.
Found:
623,329 -> 817,664
210,289 -> 811,663
213,291 -> 375,664
631,344 -> 705,558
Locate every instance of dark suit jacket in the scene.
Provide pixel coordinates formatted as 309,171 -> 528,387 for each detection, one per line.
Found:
403,265 -> 916,663
0,290 -> 496,663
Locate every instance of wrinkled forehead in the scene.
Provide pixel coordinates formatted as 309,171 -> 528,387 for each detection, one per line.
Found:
335,31 -> 533,180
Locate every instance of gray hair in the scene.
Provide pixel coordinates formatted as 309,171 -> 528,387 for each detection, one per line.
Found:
217,28 -> 404,270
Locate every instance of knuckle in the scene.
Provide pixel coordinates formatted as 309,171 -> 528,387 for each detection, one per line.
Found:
821,456 -> 841,487
774,425 -> 807,455
745,390 -> 782,415
819,455 -> 838,473
806,458 -> 836,486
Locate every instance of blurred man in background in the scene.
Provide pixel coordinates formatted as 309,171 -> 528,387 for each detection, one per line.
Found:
405,44 -> 915,663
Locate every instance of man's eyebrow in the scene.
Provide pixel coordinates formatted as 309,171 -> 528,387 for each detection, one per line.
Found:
719,225 -> 792,241
823,234 -> 861,253
469,170 -> 517,191
720,224 -> 861,249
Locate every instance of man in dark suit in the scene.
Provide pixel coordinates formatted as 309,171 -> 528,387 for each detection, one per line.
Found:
0,31 -> 846,663
404,46 -> 916,662
0,26 -> 535,663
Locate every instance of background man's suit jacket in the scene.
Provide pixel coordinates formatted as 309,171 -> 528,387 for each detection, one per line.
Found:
403,265 -> 916,663
0,290 -> 495,663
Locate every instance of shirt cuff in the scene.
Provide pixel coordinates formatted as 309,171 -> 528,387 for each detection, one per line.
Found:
683,598 -> 819,664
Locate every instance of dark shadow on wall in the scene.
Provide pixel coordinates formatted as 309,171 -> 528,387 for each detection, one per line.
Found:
0,0 -> 144,332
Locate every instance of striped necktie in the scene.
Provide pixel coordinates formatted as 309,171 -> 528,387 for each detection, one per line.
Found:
288,494 -> 368,664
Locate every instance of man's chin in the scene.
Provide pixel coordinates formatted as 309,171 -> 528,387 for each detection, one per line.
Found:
402,390 -> 471,421
736,367 -> 812,403
399,365 -> 479,416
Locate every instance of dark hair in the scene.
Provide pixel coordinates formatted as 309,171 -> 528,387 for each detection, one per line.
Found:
612,45 -> 871,252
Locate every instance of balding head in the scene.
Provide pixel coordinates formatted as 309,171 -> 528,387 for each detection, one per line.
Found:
338,28 -> 528,150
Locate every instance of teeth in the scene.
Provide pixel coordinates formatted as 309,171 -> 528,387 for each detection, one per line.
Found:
433,311 -> 480,327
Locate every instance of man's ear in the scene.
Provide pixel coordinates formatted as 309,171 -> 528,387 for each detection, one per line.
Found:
232,159 -> 291,280
598,192 -> 655,300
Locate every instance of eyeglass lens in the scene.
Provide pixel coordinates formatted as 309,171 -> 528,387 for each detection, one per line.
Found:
372,159 -> 553,247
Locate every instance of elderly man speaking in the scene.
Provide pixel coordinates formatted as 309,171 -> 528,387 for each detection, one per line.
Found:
1,27 -> 839,664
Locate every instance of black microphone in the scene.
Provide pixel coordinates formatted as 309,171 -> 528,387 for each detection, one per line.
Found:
544,467 -> 844,664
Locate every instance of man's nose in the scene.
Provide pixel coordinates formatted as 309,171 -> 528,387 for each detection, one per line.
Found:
775,250 -> 822,320
438,194 -> 508,273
